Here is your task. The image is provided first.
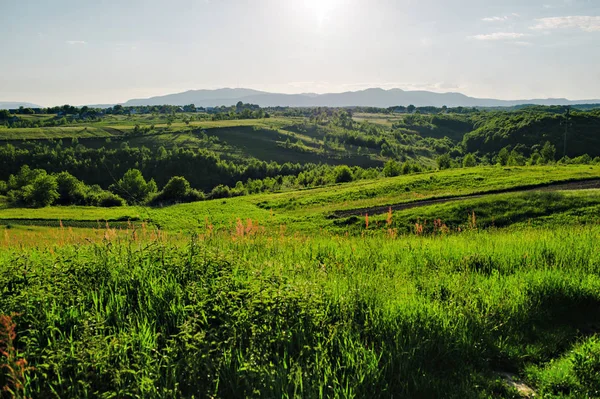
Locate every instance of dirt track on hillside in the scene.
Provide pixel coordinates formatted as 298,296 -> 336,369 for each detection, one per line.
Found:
331,178 -> 600,218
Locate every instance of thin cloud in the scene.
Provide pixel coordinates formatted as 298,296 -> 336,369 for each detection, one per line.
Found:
483,16 -> 509,22
531,16 -> 600,32
482,13 -> 520,22
66,40 -> 87,45
469,32 -> 527,41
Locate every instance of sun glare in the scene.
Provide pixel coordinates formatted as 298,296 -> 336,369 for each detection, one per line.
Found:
302,0 -> 340,26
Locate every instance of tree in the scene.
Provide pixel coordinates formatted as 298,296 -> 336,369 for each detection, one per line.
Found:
162,176 -> 191,199
463,153 -> 476,168
334,165 -> 353,183
0,110 -> 11,120
22,175 -> 59,208
383,160 -> 401,177
407,104 -> 416,114
540,141 -> 556,164
56,171 -> 86,205
150,176 -> 204,205
436,153 -> 452,170
507,148 -> 526,166
109,169 -> 157,204
496,147 -> 510,166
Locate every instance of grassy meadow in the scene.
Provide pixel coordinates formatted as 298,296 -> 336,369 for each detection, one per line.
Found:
1,224 -> 600,398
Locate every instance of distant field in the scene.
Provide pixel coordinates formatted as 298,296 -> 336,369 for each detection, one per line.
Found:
0,126 -> 115,140
353,112 -> 404,127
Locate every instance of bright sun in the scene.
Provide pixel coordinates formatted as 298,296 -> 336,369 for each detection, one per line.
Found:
302,0 -> 340,26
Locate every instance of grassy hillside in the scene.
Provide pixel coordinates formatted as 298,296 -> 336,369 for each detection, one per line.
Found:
2,165 -> 600,233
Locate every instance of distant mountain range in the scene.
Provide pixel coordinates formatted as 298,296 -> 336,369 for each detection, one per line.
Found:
121,88 -> 600,108
0,101 -> 42,109
3,88 -> 600,110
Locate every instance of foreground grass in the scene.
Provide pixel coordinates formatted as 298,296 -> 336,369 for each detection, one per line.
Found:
1,226 -> 600,397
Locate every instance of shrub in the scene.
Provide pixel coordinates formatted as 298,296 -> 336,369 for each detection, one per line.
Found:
150,176 -> 205,205
55,172 -> 87,205
436,153 -> 452,170
462,154 -> 476,168
109,169 -> 157,205
94,192 -> 126,207
21,175 -> 59,208
383,160 -> 401,177
209,184 -> 232,199
334,165 -> 353,183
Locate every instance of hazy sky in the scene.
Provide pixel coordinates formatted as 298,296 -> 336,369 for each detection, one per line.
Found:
1,0 -> 599,106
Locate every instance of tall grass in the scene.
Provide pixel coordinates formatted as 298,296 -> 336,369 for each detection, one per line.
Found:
1,225 -> 599,397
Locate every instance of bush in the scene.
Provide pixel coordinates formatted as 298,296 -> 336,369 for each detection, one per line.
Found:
109,169 -> 157,205
21,175 -> 59,208
95,192 -> 126,207
436,153 -> 452,170
56,172 -> 87,205
150,176 -> 205,205
383,160 -> 401,177
462,154 -> 476,168
334,165 -> 353,183
209,184 -> 232,199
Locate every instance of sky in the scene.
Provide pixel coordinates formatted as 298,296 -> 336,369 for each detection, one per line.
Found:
1,0 -> 599,106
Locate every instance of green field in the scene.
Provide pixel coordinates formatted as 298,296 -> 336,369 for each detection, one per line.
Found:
2,223 -> 600,397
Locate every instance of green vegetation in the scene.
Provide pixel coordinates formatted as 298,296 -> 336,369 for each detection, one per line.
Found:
2,104 -> 600,397
2,227 -> 600,397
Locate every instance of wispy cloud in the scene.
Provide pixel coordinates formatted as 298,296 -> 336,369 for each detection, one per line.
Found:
66,40 -> 87,45
531,16 -> 600,32
469,32 -> 527,41
482,13 -> 520,22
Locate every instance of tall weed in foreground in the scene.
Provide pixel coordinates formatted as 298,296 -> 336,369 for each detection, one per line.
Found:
0,314 -> 33,399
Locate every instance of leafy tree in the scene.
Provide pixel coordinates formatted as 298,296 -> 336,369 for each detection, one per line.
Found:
540,141 -> 556,164
528,152 -> 542,166
21,174 -> 59,208
56,172 -> 87,205
436,153 -> 452,170
383,160 -> 401,177
0,110 -> 11,120
496,147 -> 510,166
462,153 -> 476,168
150,176 -> 205,205
209,184 -> 232,199
507,148 -> 526,166
109,169 -> 157,204
334,165 -> 353,183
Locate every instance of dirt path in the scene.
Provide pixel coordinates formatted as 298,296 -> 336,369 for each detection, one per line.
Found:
331,178 -> 600,218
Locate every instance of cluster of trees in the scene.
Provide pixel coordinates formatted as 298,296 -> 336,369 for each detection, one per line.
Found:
210,102 -> 269,120
463,109 -> 600,157
0,166 -> 124,208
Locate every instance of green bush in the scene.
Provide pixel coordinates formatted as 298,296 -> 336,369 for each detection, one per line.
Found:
109,169 -> 158,205
334,165 -> 353,183
150,176 -> 205,205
